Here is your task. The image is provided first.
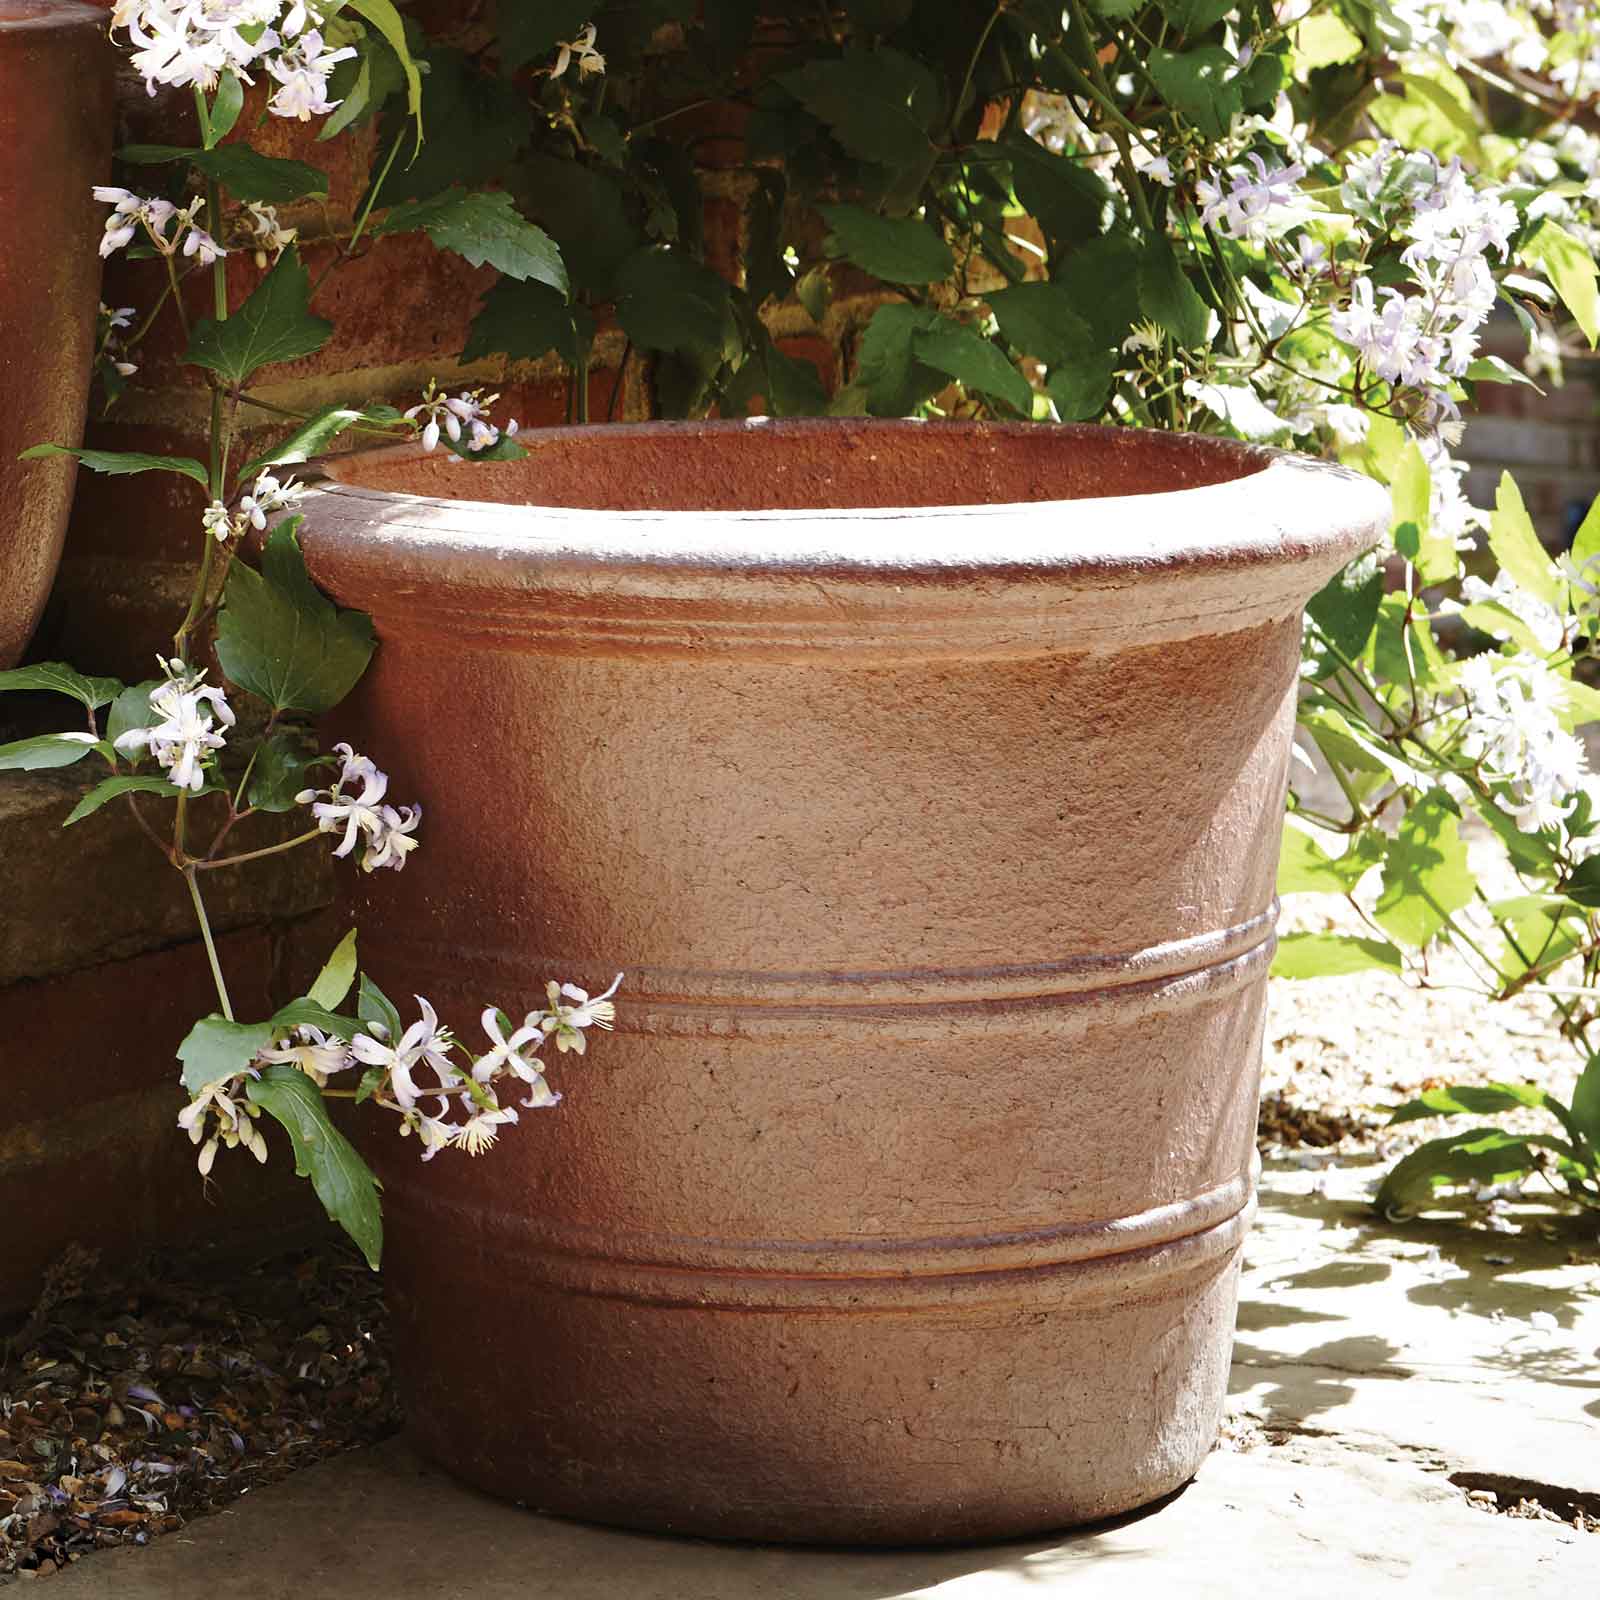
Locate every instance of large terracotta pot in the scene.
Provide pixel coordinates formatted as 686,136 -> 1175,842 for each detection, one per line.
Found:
0,1 -> 113,667
298,419 -> 1384,1544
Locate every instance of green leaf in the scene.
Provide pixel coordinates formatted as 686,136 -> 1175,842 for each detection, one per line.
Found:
461,278 -> 591,369
247,1065 -> 383,1270
1488,471 -> 1561,608
1371,591 -> 1446,691
246,728 -> 315,812
1159,0 -> 1234,32
62,775 -> 181,826
1292,12 -> 1365,69
818,204 -> 953,285
267,997 -> 361,1038
237,405 -> 392,482
308,929 -> 360,1012
778,47 -> 937,172
185,250 -> 332,387
18,443 -> 209,488
1385,1082 -> 1554,1125
0,733 -> 104,772
1148,47 -> 1241,140
215,517 -> 376,714
1000,132 -> 1111,246
1306,551 -> 1384,665
1464,354 -> 1542,391
0,662 -> 122,710
514,156 -> 638,296
614,248 -> 740,362
1571,1055 -> 1600,1153
1374,1128 -> 1566,1217
1138,237 -> 1212,349
1388,439 -> 1455,584
375,189 -> 567,292
986,283 -> 1096,369
744,172 -> 791,310
853,303 -> 946,416
346,0 -> 422,148
495,0 -> 591,70
1298,701 -> 1418,788
910,320 -> 1033,415
208,71 -> 244,146
106,681 -> 159,748
357,971 -> 403,1044
1572,492 -> 1600,575
1522,221 -> 1600,348
1373,792 -> 1474,948
1271,931 -> 1403,978
178,1015 -> 273,1096
1045,357 -> 1115,421
1056,235 -> 1142,348
1278,816 -> 1382,894
118,144 -> 329,204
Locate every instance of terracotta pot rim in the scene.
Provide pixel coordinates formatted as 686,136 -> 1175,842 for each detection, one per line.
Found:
311,418 -> 1384,579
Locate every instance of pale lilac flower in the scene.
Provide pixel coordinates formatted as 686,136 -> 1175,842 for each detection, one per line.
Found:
256,1025 -> 351,1088
452,1103 -> 519,1156
1196,154 -> 1311,243
238,471 -> 303,531
550,23 -> 604,80
265,29 -> 355,120
302,759 -> 389,859
361,804 -> 421,873
113,662 -> 235,792
182,225 -> 226,267
349,997 -> 459,1111
203,501 -> 235,543
244,201 -> 297,267
472,1008 -> 546,1085
540,973 -> 623,1054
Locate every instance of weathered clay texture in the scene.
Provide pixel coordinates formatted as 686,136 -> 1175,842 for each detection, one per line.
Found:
298,419 -> 1386,1544
0,1 -> 113,666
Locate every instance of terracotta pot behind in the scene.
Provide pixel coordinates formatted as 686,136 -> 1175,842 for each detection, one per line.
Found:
0,2 -> 113,667
300,419 -> 1385,1545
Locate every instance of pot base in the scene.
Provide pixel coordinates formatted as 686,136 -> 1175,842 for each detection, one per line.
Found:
384,1199 -> 1249,1546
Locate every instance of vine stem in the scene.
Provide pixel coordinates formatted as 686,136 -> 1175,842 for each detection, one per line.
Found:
185,866 -> 234,1021
195,828 -> 322,871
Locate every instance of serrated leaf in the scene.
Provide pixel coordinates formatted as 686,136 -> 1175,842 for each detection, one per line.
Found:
178,1015 -> 273,1096
308,929 -> 359,1012
119,143 -> 329,203
1271,931 -> 1403,978
185,250 -> 332,387
514,156 -> 637,296
238,406 -> 398,482
1385,1082 -> 1554,1125
1387,439 -> 1455,583
1001,132 -> 1111,246
1148,46 -> 1240,140
1159,0 -> 1234,31
375,189 -> 567,292
614,248 -> 740,362
0,733 -> 104,772
63,775 -> 181,826
986,282 -> 1096,368
1045,357 -> 1115,421
1522,220 -> 1600,348
854,302 -> 946,416
0,662 -> 122,710
268,998 -> 361,1038
778,47 -> 936,172
1464,354 -> 1541,391
461,277 -> 594,368
247,1065 -> 383,1269
818,204 -> 953,285
1488,471 -> 1561,608
18,443 -> 209,488
910,320 -> 1033,415
1373,792 -> 1473,948
215,518 -> 376,714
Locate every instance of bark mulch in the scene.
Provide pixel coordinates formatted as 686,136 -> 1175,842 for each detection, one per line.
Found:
0,1240 -> 398,1583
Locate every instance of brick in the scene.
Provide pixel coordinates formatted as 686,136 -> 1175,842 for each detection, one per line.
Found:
0,770 -> 330,986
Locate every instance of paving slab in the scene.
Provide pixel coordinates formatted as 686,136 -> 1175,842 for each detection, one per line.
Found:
45,1164 -> 1599,1597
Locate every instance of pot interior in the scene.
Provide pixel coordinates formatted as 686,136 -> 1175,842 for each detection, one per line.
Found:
323,419 -> 1270,514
